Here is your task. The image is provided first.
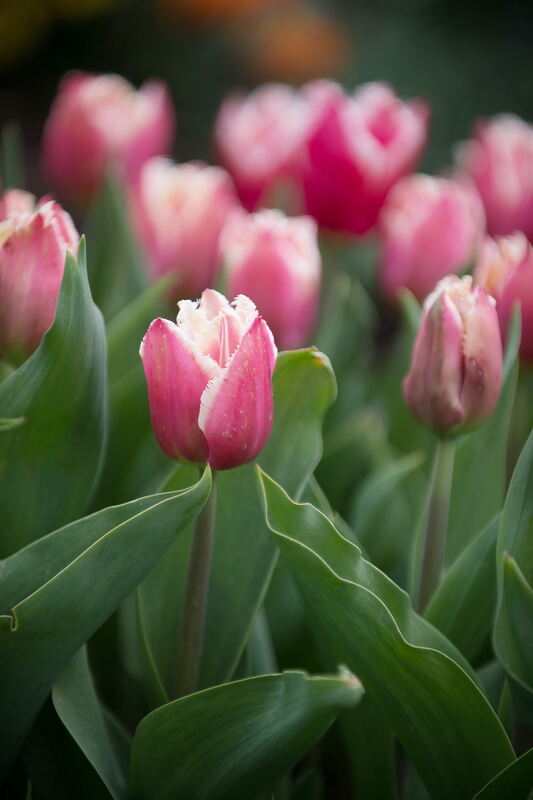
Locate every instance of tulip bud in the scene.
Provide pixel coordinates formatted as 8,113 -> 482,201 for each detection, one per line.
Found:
300,80 -> 429,235
378,174 -> 485,302
140,289 -> 277,470
455,115 -> 533,240
214,83 -> 309,212
0,190 -> 79,362
221,209 -> 321,350
474,233 -> 533,361
42,71 -> 175,199
131,157 -> 239,300
403,275 -> 503,434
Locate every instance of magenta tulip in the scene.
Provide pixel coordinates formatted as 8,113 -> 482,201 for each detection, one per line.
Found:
0,190 -> 79,362
455,114 -> 533,240
299,80 -> 429,235
42,72 -> 175,199
140,289 -> 277,470
221,209 -> 321,350
378,174 -> 485,302
404,275 -> 503,434
475,232 -> 533,362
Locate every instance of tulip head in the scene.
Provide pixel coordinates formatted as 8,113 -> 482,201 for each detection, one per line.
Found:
221,209 -> 321,350
131,157 -> 239,300
378,174 -> 485,302
0,190 -> 79,362
475,232 -> 533,362
300,80 -> 429,235
456,114 -> 533,239
42,71 -> 175,200
403,275 -> 503,434
140,289 -> 277,470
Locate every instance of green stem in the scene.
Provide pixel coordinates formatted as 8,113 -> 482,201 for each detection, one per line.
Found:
415,438 -> 455,614
176,473 -> 217,698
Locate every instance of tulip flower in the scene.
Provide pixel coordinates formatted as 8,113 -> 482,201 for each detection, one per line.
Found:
140,289 -> 277,470
455,115 -> 533,240
131,157 -> 239,300
403,275 -> 503,434
42,71 -> 175,199
378,174 -> 485,302
475,232 -> 533,361
299,80 -> 430,235
214,83 -> 309,211
221,209 -> 321,350
0,189 -> 79,362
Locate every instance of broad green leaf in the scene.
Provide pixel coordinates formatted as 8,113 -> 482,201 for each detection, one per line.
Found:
425,516 -> 499,661
52,646 -> 129,800
0,241 -> 107,556
258,471 -> 515,800
130,671 -> 363,800
0,469 -> 210,778
474,747 -> 533,800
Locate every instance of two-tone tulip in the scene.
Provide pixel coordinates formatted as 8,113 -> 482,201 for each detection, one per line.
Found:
403,275 -> 503,434
221,209 -> 321,350
475,232 -> 533,361
42,71 -> 175,199
140,289 -> 277,470
455,114 -> 533,240
0,189 -> 79,362
131,157 -> 239,300
378,174 -> 485,302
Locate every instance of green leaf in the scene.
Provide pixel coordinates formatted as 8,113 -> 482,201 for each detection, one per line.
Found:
0,469 -> 210,778
0,241 -> 107,556
130,670 -> 363,800
474,747 -> 533,800
52,646 -> 129,800
258,470 -> 515,800
1,121 -> 25,189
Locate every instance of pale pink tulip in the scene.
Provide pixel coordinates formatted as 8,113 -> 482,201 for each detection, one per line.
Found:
42,72 -> 175,199
131,157 -> 239,299
221,209 -> 321,349
475,232 -> 533,362
456,115 -> 533,240
0,189 -> 79,361
404,275 -> 503,433
378,174 -> 485,301
140,289 -> 277,470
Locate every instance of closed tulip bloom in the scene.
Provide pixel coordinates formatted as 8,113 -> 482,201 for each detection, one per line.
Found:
475,233 -> 533,361
140,289 -> 277,470
300,80 -> 429,235
221,209 -> 321,349
131,157 -> 239,299
214,83 -> 309,211
0,189 -> 79,362
456,115 -> 533,239
378,174 -> 485,302
42,72 -> 175,199
404,275 -> 503,434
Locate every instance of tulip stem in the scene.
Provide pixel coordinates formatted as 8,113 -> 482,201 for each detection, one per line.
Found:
415,438 -> 455,614
176,472 -> 217,698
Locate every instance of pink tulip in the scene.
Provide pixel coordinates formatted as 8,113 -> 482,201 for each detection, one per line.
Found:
214,83 -> 309,212
0,189 -> 79,362
221,209 -> 321,350
474,232 -> 533,362
140,289 -> 277,470
299,80 -> 429,235
404,275 -> 503,434
42,72 -> 175,199
456,115 -> 533,240
131,157 -> 239,300
378,174 -> 485,302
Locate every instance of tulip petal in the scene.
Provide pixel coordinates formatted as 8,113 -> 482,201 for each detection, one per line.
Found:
140,318 -> 217,463
199,317 -> 276,470
460,288 -> 503,421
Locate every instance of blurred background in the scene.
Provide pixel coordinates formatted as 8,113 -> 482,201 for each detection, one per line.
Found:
0,0 -> 531,193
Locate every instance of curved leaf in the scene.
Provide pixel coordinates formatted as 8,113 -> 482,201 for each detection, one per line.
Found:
474,747 -> 533,800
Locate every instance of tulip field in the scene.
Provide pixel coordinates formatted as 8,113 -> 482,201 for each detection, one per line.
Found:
0,64 -> 532,800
